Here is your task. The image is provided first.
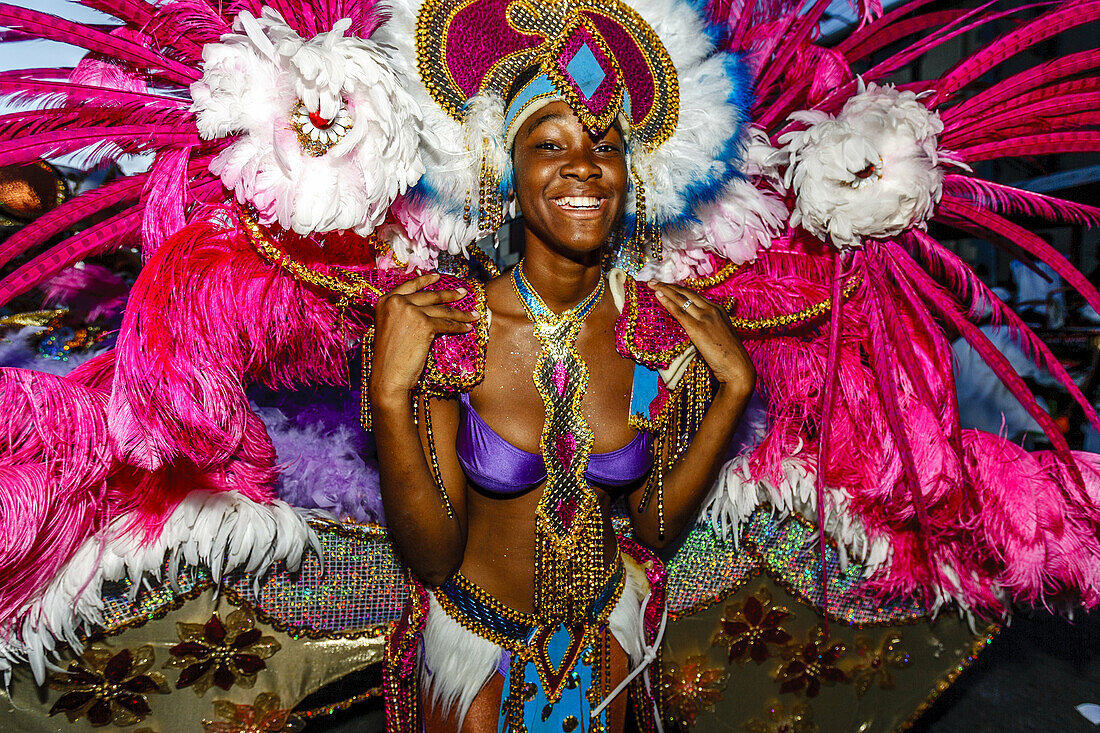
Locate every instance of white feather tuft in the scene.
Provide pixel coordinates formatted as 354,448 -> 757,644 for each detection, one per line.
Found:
702,451 -> 892,576
779,81 -> 947,250
191,7 -> 426,236
642,134 -> 787,283
0,491 -> 318,685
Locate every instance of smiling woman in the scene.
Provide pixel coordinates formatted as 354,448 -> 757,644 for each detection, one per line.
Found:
511,102 -> 627,256
373,37 -> 757,722
372,101 -> 755,732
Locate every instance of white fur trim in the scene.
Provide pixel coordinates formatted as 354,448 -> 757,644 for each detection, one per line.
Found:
420,561 -> 651,725
0,491 -> 319,685
421,590 -> 505,727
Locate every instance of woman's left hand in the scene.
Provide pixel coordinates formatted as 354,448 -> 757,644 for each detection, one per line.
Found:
648,280 -> 756,397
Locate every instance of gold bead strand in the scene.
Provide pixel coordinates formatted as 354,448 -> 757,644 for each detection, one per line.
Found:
360,327 -> 374,431
421,393 -> 456,519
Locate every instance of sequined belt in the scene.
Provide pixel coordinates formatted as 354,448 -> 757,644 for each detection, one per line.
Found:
435,556 -> 625,653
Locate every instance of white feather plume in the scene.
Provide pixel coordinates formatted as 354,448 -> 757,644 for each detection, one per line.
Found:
190,7 -> 426,236
0,491 -> 319,686
779,81 -> 949,250
702,451 -> 892,577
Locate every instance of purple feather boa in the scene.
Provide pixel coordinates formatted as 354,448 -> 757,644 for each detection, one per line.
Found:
249,385 -> 384,524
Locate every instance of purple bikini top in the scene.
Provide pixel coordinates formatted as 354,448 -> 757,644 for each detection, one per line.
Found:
456,392 -> 653,494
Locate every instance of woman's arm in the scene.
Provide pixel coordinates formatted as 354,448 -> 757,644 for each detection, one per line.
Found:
370,273 -> 477,585
627,282 -> 756,549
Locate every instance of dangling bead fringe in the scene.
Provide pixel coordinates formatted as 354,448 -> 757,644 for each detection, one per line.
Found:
360,327 -> 374,430
629,162 -> 662,262
639,357 -> 713,539
419,394 -> 456,519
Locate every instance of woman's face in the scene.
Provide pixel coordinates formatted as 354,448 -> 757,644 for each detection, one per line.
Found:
512,100 -> 627,259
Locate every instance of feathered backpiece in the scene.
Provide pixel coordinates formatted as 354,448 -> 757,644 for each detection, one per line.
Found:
682,0 -> 1100,615
2,0 -> 1100,671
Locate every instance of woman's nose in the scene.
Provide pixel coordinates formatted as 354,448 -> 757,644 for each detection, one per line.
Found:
561,147 -> 602,181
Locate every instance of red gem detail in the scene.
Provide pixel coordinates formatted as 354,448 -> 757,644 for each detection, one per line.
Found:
308,111 -> 333,130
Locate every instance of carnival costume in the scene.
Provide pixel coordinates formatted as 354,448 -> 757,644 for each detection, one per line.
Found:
3,0 -> 1100,730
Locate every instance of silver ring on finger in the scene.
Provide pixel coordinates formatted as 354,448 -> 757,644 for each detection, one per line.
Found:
681,297 -> 694,312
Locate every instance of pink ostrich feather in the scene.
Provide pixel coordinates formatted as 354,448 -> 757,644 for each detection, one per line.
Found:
0,206 -> 143,308
0,127 -> 201,168
937,196 -> 1100,319
944,49 -> 1100,124
941,92 -> 1100,149
861,253 -> 953,563
0,370 -> 113,624
0,174 -> 147,273
890,247 -> 1086,499
927,2 -> 1100,108
963,431 -> 1100,607
108,216 -> 364,477
958,131 -> 1100,161
840,8 -> 966,63
941,176 -> 1100,227
148,0 -> 230,56
44,264 -> 131,323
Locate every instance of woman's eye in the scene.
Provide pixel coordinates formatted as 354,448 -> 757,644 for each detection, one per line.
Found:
535,141 -> 561,150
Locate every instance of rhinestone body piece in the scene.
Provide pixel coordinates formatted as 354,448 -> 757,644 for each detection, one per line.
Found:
512,264 -> 611,625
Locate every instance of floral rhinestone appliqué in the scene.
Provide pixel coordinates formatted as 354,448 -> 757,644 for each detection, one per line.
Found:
49,644 -> 169,727
849,631 -> 911,696
776,626 -> 846,698
743,700 -> 817,733
662,655 -> 728,727
202,692 -> 304,732
713,586 -> 793,664
167,607 -> 281,696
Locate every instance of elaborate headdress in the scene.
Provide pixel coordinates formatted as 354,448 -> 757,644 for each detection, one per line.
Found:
380,0 -> 755,265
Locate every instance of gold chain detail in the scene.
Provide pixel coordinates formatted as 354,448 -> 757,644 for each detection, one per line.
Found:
239,212 -> 383,302
730,274 -> 863,332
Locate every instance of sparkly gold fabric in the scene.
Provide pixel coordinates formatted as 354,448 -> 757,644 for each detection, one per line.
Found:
662,507 -> 998,732
513,265 -> 609,625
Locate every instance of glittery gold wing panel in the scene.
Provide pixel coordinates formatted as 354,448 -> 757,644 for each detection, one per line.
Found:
415,0 -> 679,147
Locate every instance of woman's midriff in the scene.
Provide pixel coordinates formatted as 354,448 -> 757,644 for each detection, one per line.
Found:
455,482 -> 623,614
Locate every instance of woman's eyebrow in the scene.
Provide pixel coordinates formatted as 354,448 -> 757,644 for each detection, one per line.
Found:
527,112 -> 567,135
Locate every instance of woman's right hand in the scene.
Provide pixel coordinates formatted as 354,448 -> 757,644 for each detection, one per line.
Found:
370,272 -> 481,403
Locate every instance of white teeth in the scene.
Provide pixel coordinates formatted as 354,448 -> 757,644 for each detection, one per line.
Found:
555,196 -> 601,209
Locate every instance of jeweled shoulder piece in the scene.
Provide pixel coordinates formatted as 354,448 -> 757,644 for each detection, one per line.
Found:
360,270 -> 490,396
416,0 -> 679,149
615,276 -> 692,370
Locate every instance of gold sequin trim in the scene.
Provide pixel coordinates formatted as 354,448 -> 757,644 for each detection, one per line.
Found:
730,274 -> 862,333
239,211 -> 382,303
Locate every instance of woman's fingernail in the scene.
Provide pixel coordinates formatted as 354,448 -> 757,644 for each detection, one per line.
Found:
469,309 -> 481,318
456,287 -> 467,296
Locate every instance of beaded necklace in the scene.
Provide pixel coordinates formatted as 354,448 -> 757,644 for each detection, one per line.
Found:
511,261 -> 608,625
